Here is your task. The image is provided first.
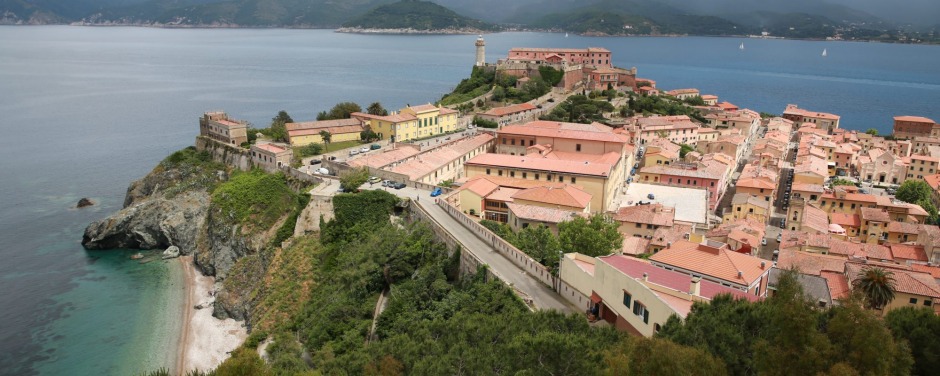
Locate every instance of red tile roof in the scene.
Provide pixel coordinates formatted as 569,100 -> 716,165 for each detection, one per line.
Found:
511,185 -> 592,209
506,203 -> 580,224
252,143 -> 288,154
285,118 -> 361,131
819,271 -> 850,300
911,264 -> 940,279
887,221 -> 921,234
846,262 -> 940,298
776,249 -> 847,276
894,115 -> 936,123
650,240 -> 770,286
481,103 -> 537,117
830,213 -> 861,228
612,204 -> 675,227
860,207 -> 891,222
888,244 -> 928,262
498,121 -> 629,143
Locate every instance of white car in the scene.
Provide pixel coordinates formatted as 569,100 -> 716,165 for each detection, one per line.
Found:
761,238 -> 767,246
349,150 -> 359,156
360,147 -> 369,153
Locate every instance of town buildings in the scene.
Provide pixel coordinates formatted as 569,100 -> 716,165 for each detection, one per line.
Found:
782,104 -> 841,134
893,116 -> 938,140
475,103 -> 539,127
352,104 -> 458,143
250,143 -> 292,172
286,118 -> 364,147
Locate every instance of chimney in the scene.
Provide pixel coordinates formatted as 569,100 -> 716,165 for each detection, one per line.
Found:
760,261 -> 766,270
643,272 -> 649,282
689,277 -> 701,296
737,271 -> 743,279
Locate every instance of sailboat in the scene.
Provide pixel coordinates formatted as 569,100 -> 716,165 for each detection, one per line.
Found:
565,32 -> 569,38
822,48 -> 828,57
739,42 -> 745,50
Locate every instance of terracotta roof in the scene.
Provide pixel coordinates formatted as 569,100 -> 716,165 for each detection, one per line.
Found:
666,88 -> 699,96
613,204 -> 675,227
776,249 -> 847,276
792,182 -> 826,193
860,207 -> 891,222
455,175 -> 569,191
481,103 -> 537,117
784,105 -> 840,121
498,121 -> 629,143
212,119 -> 245,128
466,152 -> 617,177
387,133 -> 495,180
640,162 -> 726,180
701,95 -> 718,100
457,176 -> 500,197
622,236 -> 651,256
650,224 -> 694,248
731,193 -> 771,209
846,262 -> 940,298
650,240 -> 770,286
911,264 -> 940,279
289,124 -> 364,137
889,244 -> 928,262
894,115 -> 936,123
510,47 -> 610,53
802,204 -> 830,234
911,154 -> 940,162
347,145 -> 422,168
924,175 -> 940,191
887,221 -> 921,234
486,187 -> 520,202
829,214 -> 859,228
599,255 -> 759,304
351,111 -> 417,123
252,143 -> 288,154
819,271 -> 851,300
511,185 -> 592,209
506,203 -> 579,224
408,104 -> 440,113
829,239 -> 892,261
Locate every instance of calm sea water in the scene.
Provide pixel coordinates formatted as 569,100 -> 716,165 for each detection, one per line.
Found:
1,26 -> 938,375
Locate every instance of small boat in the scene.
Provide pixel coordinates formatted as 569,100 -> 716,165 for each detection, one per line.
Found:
822,48 -> 828,57
565,32 -> 569,38
130,253 -> 144,260
739,42 -> 745,50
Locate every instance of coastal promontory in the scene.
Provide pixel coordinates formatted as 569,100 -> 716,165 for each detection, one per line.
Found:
338,0 -> 498,34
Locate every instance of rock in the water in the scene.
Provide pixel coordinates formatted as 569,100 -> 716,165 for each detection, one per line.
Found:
76,198 -> 94,208
162,245 -> 180,259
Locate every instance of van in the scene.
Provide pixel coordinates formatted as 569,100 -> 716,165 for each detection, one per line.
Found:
316,167 -> 330,175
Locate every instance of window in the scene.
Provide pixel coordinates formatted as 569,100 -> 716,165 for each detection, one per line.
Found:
926,300 -> 933,307
502,138 -> 506,144
623,292 -> 632,308
633,302 -> 649,324
498,170 -> 503,176
576,144 -> 582,152
522,172 -> 527,179
511,139 -> 516,145
737,207 -> 742,212
559,176 -> 564,183
510,171 -> 515,177
910,298 -> 918,304
535,174 -> 540,180
636,223 -> 641,228
571,177 -> 576,183
529,140 -> 534,146
486,169 -> 491,175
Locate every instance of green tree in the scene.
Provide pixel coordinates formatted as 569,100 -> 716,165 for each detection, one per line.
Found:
318,102 -> 362,120
558,213 -> 622,257
830,178 -> 856,187
852,266 -> 896,310
602,336 -> 728,376
367,102 -> 389,116
826,300 -> 912,376
679,143 -> 694,158
885,307 -> 940,376
319,130 -> 332,151
514,224 -> 562,273
472,116 -> 498,129
683,96 -> 706,106
268,110 -> 293,142
865,128 -> 879,136
339,167 -> 370,191
916,198 -> 939,224
896,180 -> 933,204
298,143 -> 323,158
361,128 -> 379,142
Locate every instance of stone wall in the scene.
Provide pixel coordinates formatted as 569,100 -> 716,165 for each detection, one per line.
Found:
196,136 -> 252,171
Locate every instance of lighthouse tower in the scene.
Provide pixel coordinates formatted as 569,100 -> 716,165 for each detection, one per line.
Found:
475,35 -> 485,66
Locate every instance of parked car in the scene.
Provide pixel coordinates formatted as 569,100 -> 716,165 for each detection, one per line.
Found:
360,146 -> 370,153
393,182 -> 406,189
761,238 -> 767,246
430,187 -> 443,197
309,159 -> 321,165
368,176 -> 381,184
328,156 -> 337,161
370,144 -> 381,150
647,193 -> 655,200
349,150 -> 359,156
776,233 -> 782,242
382,180 -> 392,187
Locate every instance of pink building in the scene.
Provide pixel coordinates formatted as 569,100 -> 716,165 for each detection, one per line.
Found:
507,47 -> 612,67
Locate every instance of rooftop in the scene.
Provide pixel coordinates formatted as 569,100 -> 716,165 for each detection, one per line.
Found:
347,144 -> 422,169
511,185 -> 592,209
507,203 -> 580,224
252,143 -> 288,154
846,262 -> 940,298
481,103 -> 537,117
466,152 -> 618,177
612,203 -> 675,227
498,121 -> 628,144
888,243 -> 928,262
388,133 -> 495,180
285,118 -> 361,131
784,104 -> 841,121
650,240 -> 770,286
776,249 -> 847,276
894,115 -> 936,123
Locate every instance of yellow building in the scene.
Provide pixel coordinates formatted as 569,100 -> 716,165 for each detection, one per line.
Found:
352,104 -> 459,143
285,118 -> 364,147
845,262 -> 940,315
725,193 -> 772,224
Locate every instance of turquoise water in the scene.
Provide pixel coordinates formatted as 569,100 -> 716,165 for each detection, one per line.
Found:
0,27 -> 938,375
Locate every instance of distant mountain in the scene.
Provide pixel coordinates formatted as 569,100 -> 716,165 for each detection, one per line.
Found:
343,0 -> 497,32
531,0 -> 748,36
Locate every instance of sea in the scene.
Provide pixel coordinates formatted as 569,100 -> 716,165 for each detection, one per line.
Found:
1,26 -> 938,375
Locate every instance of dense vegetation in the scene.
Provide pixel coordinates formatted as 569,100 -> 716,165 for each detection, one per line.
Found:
440,65 -> 552,107
342,0 -> 498,31
211,169 -> 299,231
157,147 -> 227,198
895,180 -> 939,224
658,270 -> 914,376
622,93 -> 706,122
541,94 -> 615,124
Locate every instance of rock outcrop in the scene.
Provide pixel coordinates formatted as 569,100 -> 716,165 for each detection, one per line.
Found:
76,198 -> 94,208
162,245 -> 181,259
82,190 -> 209,253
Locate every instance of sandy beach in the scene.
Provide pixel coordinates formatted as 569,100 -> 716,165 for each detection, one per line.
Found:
176,256 -> 247,374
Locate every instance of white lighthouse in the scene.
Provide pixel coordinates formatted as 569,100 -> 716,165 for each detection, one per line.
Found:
475,35 -> 485,66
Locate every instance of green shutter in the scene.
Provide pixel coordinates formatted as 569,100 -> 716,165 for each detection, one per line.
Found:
643,309 -> 649,324
623,292 -> 631,308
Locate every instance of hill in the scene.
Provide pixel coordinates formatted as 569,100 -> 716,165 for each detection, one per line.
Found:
341,0 -> 497,33
531,0 -> 748,36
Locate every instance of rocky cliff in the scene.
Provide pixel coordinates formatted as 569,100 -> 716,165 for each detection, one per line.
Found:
82,147 -> 302,322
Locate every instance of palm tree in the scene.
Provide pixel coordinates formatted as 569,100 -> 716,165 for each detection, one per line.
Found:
319,130 -> 332,151
852,266 -> 896,310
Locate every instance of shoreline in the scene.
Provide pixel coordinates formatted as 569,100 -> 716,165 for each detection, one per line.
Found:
176,256 -> 247,374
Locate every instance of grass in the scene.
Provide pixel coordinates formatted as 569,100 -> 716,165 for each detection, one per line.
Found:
211,169 -> 298,231
324,140 -> 363,153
